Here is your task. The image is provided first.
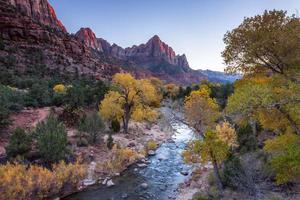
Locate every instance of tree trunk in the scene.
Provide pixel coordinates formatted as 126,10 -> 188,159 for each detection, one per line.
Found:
123,104 -> 130,134
250,119 -> 257,137
211,154 -> 223,192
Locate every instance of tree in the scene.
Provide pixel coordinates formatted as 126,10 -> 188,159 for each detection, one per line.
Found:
26,82 -> 51,107
183,129 -> 232,191
222,10 -> 300,76
164,83 -> 179,99
100,73 -> 159,134
227,75 -> 300,135
35,114 -> 68,164
6,127 -> 32,159
216,121 -> 238,148
184,86 -> 220,135
53,84 -> 66,94
183,86 -> 235,192
78,112 -> 104,144
264,133 -> 300,184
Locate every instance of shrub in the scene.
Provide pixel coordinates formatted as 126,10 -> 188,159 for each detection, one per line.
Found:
111,118 -> 120,133
192,192 -> 209,200
6,128 -> 32,159
147,140 -> 158,151
237,124 -> 258,153
64,84 -> 85,109
35,114 -> 68,164
77,137 -> 89,147
102,146 -> 138,174
107,133 -> 114,150
0,85 -> 26,129
208,186 -> 221,199
25,82 -> 51,107
53,84 -> 66,94
78,112 -> 104,144
264,133 -> 300,184
0,161 -> 86,200
59,106 -> 83,127
0,100 -> 10,129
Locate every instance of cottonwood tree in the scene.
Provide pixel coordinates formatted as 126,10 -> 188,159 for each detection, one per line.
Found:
183,124 -> 237,192
183,86 -> 237,192
222,10 -> 300,77
227,75 -> 300,135
184,86 -> 220,135
100,73 -> 159,134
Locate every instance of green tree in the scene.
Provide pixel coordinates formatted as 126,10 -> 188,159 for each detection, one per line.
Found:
26,82 -> 51,107
264,133 -> 300,184
36,114 -> 68,164
6,128 -> 32,159
222,10 -> 300,77
78,112 -> 104,144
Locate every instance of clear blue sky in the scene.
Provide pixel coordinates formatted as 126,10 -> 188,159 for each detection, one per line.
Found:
49,0 -> 299,71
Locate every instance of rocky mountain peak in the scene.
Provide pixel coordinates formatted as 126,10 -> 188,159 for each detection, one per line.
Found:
7,0 -> 67,32
75,28 -> 103,52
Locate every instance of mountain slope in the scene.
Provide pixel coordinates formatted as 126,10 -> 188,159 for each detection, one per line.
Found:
0,0 -> 230,85
199,70 -> 240,83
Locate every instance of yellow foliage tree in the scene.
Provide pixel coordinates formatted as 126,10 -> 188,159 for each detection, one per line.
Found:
184,86 -> 220,135
165,83 -> 179,99
53,84 -> 66,94
216,121 -> 238,148
183,129 -> 232,191
100,73 -> 160,133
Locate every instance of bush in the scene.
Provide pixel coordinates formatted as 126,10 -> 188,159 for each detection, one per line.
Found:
0,161 -> 86,200
147,140 -> 158,151
0,100 -> 10,130
6,128 -> 32,159
77,137 -> 89,147
35,114 -> 68,164
222,154 -> 257,195
59,106 -> 83,127
107,133 -> 114,150
0,85 -> 26,130
64,84 -> 85,109
264,133 -> 300,184
192,192 -> 209,200
53,84 -> 66,94
237,124 -> 258,153
78,112 -> 104,144
25,82 -> 51,107
111,118 -> 120,133
102,147 -> 138,174
208,186 -> 221,199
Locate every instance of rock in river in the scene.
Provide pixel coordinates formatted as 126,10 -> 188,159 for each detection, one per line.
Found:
141,183 -> 148,189
180,171 -> 189,176
148,150 -> 156,156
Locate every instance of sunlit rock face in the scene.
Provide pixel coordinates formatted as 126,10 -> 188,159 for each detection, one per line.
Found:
1,0 -> 208,85
7,0 -> 67,32
75,29 -> 191,75
75,28 -> 103,52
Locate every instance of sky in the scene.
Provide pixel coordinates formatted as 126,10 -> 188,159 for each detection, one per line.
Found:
49,0 -> 299,71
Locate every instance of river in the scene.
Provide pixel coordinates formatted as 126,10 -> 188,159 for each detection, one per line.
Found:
64,107 -> 195,200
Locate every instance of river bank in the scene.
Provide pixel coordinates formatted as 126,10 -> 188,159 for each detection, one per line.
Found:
59,107 -> 174,199
63,106 -> 196,200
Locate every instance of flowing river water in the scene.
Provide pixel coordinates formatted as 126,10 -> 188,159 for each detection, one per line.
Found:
65,107 -> 195,200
